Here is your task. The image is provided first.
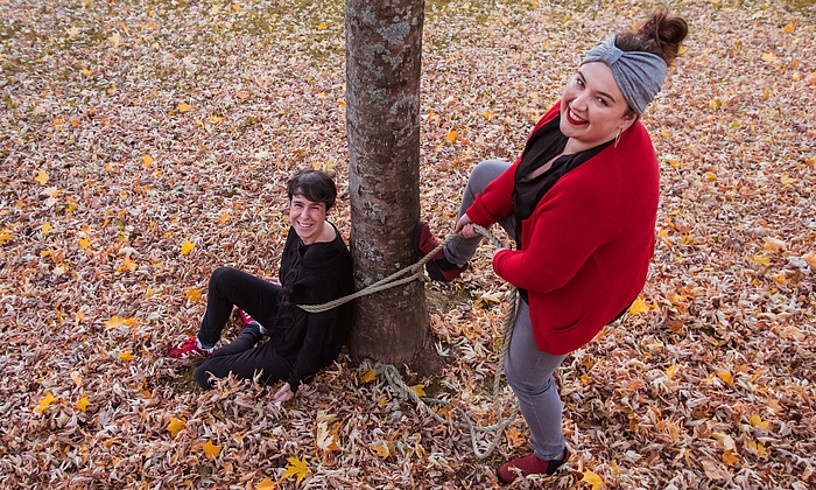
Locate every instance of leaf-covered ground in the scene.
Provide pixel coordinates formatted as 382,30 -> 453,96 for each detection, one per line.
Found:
2,0 -> 815,488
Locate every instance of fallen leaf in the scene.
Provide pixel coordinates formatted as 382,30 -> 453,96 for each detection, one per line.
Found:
203,440 -> 221,459
580,470 -> 603,490
628,297 -> 650,315
76,394 -> 90,412
281,456 -> 310,484
35,392 -> 57,414
717,371 -> 733,386
722,449 -> 741,466
35,170 -> 49,185
751,414 -> 769,430
410,384 -> 426,398
359,369 -> 378,383
256,479 -> 277,490
119,350 -> 134,361
177,102 -> 192,113
445,130 -> 458,143
180,241 -> 195,255
166,416 -> 187,438
185,288 -> 202,302
370,445 -> 390,458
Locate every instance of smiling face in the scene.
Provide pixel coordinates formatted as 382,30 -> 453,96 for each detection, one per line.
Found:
559,61 -> 637,153
289,194 -> 327,245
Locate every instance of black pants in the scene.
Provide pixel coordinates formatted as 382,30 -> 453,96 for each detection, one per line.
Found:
194,267 -> 292,390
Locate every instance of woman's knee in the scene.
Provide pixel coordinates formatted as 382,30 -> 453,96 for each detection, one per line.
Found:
471,160 -> 510,183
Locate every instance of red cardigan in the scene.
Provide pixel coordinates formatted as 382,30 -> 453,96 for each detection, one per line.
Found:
466,101 -> 659,355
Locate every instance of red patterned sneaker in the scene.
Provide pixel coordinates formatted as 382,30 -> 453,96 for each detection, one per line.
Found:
236,309 -> 267,334
237,308 -> 255,326
497,448 -> 569,484
167,336 -> 221,361
413,221 -> 466,282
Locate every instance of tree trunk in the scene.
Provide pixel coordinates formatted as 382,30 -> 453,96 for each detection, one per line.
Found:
345,0 -> 427,366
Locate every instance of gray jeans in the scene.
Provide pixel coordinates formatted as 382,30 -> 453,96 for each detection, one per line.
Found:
448,160 -> 568,460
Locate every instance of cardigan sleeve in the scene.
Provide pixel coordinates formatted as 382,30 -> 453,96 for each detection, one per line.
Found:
492,170 -> 617,293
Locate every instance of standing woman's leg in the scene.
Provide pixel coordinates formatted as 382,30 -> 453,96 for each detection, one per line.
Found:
443,160 -> 516,266
197,267 -> 281,347
504,300 -> 569,459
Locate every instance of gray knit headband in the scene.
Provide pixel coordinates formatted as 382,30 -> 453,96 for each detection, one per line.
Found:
581,36 -> 667,114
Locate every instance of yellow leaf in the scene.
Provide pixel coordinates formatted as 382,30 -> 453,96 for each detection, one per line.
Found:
370,444 -> 390,458
483,110 -> 494,119
180,241 -> 195,255
580,374 -> 590,385
784,24 -> 794,33
142,154 -> 154,167
761,52 -> 777,62
780,174 -> 796,186
628,296 -> 650,315
717,371 -> 733,386
0,229 -> 14,246
410,384 -> 426,398
41,222 -> 52,234
166,416 -> 187,438
505,428 -> 525,448
185,288 -> 202,302
232,3 -> 242,12
35,391 -> 57,414
445,130 -> 458,143
580,470 -> 603,490
722,449 -> 741,466
752,256 -> 771,267
665,364 -> 678,380
79,237 -> 90,250
750,414 -> 769,430
805,155 -> 816,167
177,102 -> 192,113
218,212 -> 230,224
359,369 -> 378,384
203,440 -> 221,459
35,170 -> 50,185
317,22 -> 328,30
76,394 -> 90,412
281,456 -> 310,484
803,252 -> 816,268
705,172 -> 717,182
104,315 -> 127,329
256,479 -> 277,490
119,350 -> 134,361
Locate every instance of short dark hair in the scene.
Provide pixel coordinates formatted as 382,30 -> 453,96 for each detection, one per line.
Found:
286,169 -> 337,210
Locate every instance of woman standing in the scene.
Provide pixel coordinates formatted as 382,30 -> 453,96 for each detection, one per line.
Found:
415,8 -> 688,483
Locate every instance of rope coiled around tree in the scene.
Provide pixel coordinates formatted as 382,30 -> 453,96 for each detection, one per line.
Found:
297,224 -> 519,459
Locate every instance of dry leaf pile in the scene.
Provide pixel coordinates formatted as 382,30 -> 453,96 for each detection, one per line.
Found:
1,0 -> 814,488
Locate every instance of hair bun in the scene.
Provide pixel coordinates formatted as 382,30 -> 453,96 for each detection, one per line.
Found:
636,7 -> 689,66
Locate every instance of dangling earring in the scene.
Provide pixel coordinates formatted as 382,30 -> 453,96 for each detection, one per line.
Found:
614,129 -> 622,148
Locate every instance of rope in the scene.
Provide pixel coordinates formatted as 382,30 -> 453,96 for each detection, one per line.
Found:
298,224 -> 519,459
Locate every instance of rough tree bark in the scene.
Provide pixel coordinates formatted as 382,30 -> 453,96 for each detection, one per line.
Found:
345,0 -> 429,367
